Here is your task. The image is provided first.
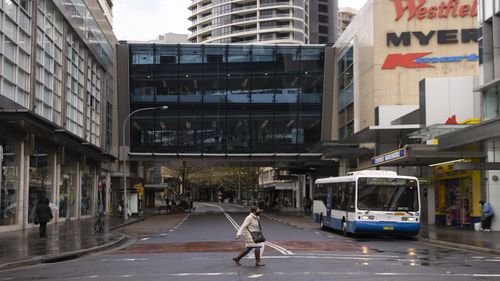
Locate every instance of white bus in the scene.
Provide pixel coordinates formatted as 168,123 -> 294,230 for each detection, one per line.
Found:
313,170 -> 420,236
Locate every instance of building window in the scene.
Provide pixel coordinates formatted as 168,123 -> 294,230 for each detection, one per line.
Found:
319,25 -> 328,34
318,4 -> 328,13
483,86 -> 500,120
319,14 -> 328,23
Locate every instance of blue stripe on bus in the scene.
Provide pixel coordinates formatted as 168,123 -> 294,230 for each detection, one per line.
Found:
315,213 -> 420,236
353,221 -> 420,235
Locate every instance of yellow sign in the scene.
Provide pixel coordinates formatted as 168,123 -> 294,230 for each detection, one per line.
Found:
134,183 -> 144,197
383,226 -> 394,231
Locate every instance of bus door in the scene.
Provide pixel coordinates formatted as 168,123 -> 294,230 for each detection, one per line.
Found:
326,185 -> 333,225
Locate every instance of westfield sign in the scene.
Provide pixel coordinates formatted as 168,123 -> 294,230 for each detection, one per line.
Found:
393,0 -> 477,21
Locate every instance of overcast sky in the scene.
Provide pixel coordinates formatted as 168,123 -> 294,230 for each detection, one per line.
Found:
113,0 -> 368,41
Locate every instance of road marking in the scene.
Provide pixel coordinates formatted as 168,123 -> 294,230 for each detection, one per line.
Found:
202,203 -> 294,256
172,273 -> 236,276
37,271 -> 500,280
140,238 -> 150,241
100,258 -> 149,262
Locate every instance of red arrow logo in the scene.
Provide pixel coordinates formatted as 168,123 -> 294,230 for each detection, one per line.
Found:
382,52 -> 433,69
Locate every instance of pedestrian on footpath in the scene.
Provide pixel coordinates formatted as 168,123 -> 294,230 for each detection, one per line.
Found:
233,206 -> 266,266
35,198 -> 53,238
480,200 -> 494,231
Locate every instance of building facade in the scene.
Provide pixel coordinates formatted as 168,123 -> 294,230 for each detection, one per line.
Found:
0,0 -> 117,232
320,0 -> 481,226
187,0 -> 338,44
436,0 -> 500,230
115,43 -> 325,211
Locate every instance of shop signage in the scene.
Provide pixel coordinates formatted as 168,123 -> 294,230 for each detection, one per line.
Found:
418,177 -> 432,184
393,0 -> 477,21
371,148 -> 406,165
382,52 -> 478,69
387,29 -> 478,47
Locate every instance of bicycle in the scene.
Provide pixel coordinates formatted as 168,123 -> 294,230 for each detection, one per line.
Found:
94,212 -> 105,233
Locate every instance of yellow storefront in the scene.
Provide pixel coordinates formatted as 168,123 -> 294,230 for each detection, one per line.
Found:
434,162 -> 481,227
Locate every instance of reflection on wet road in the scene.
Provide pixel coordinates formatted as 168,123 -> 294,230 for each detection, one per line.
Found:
1,203 -> 500,281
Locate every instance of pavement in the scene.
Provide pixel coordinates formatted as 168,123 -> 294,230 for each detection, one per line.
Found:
1,205 -> 500,271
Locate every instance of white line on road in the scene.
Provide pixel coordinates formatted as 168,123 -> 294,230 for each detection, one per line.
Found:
248,274 -> 263,278
202,203 -> 294,255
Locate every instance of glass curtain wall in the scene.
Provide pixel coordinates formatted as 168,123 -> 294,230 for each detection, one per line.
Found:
129,44 -> 324,154
337,43 -> 354,140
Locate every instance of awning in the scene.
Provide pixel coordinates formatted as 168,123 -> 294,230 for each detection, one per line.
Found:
0,110 -> 115,162
438,116 -> 500,150
343,125 -> 423,143
408,124 -> 471,142
371,144 -> 486,167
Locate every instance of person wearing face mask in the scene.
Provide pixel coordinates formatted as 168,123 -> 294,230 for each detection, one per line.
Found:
233,206 -> 266,266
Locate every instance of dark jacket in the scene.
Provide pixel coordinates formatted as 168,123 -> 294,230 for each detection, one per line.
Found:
35,200 -> 53,224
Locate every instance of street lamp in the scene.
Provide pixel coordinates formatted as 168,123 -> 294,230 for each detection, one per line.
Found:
122,105 -> 168,221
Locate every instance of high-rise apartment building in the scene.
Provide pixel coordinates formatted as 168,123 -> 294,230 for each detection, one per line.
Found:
0,0 -> 117,232
337,7 -> 356,36
187,0 -> 338,44
309,0 -> 338,43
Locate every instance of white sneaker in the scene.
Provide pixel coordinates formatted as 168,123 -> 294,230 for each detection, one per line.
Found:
480,228 -> 484,231
484,229 -> 491,232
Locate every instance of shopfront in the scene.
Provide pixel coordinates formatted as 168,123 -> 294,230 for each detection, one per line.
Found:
434,162 -> 482,228
0,139 -> 20,228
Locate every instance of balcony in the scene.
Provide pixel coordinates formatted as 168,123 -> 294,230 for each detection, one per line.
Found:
260,12 -> 290,19
232,16 -> 257,23
233,4 -> 257,12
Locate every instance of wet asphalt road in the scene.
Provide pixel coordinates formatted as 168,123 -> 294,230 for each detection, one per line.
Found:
1,203 -> 500,280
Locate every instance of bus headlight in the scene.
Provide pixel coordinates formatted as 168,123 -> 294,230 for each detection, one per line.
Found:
402,217 -> 416,222
361,215 -> 375,220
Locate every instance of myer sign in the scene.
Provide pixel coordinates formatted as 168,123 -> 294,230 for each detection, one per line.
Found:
371,147 -> 407,165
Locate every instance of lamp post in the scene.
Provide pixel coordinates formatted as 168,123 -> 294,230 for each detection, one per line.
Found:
122,105 -> 168,221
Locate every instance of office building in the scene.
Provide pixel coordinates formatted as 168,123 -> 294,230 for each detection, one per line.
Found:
0,0 -> 117,232
115,43 -> 325,208
318,0 -> 481,226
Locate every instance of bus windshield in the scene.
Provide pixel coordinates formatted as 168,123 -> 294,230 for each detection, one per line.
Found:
357,178 -> 418,212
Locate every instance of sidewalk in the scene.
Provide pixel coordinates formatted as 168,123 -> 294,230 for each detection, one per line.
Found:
0,215 -> 134,271
263,210 -> 500,255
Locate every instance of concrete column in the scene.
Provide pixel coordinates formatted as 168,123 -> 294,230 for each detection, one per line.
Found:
309,175 -> 313,199
19,141 -> 26,229
482,22 -> 495,82
75,161 -> 81,220
486,140 -> 500,231
492,15 -> 500,78
338,159 -> 349,177
106,171 -> 111,214
427,185 -> 436,225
